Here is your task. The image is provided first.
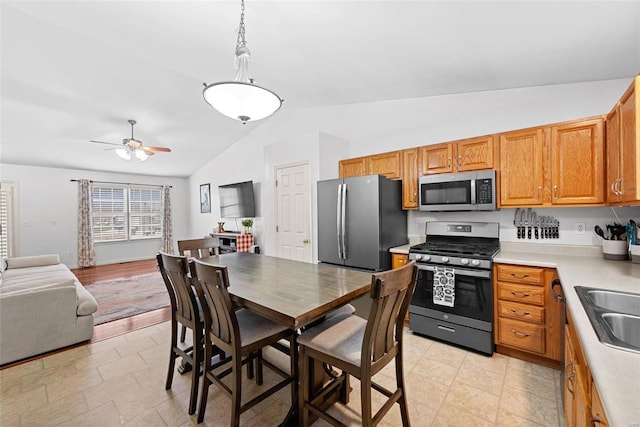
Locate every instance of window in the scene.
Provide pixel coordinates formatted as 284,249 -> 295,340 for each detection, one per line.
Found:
92,184 -> 162,242
0,182 -> 18,258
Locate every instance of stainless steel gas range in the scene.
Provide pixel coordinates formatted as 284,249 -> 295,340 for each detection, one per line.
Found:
408,221 -> 500,355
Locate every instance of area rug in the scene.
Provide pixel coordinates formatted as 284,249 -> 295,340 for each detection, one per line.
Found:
86,273 -> 170,325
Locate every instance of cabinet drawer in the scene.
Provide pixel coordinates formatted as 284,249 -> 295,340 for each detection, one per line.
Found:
497,318 -> 545,354
498,300 -> 545,324
496,264 -> 545,285
497,282 -> 545,306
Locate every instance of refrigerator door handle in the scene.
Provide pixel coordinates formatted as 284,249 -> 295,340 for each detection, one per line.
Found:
336,184 -> 343,258
341,183 -> 347,259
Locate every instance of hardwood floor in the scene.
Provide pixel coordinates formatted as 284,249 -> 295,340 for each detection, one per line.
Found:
75,258 -> 171,342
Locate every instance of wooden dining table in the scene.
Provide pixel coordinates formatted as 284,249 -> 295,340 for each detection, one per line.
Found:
200,252 -> 372,329
198,252 -> 373,426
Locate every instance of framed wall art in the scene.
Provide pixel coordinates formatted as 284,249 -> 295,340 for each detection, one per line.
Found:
200,183 -> 211,213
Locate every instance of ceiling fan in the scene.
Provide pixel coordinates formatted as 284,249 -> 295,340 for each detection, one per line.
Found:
90,120 -> 171,161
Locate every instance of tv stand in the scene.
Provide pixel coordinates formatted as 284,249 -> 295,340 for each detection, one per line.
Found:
211,232 -> 254,254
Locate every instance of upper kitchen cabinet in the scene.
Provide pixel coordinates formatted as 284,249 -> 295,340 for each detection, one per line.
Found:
339,156 -> 367,178
420,135 -> 495,175
550,117 -> 604,205
499,128 -> 545,206
338,151 -> 402,180
606,75 -> 640,205
498,117 -> 605,207
366,151 -> 402,179
401,148 -> 419,209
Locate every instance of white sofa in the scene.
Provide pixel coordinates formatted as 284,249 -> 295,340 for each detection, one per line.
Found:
0,254 -> 98,365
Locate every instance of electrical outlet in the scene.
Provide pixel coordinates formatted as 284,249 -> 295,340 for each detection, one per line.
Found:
576,222 -> 586,234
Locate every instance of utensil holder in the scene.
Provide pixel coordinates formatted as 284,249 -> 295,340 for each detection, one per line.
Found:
602,240 -> 629,260
630,244 -> 640,264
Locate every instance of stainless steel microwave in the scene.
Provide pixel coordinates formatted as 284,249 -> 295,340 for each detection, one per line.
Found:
418,170 -> 497,211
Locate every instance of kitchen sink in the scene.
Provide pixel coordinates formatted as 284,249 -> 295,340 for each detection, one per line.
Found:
584,289 -> 640,315
575,286 -> 640,354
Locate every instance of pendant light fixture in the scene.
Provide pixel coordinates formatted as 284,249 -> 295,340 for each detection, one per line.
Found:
202,0 -> 282,124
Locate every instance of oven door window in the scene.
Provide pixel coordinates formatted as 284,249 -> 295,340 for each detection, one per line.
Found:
420,180 -> 472,207
410,267 -> 492,322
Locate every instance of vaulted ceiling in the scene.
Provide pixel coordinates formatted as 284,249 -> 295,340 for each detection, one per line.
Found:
2,1 -> 639,177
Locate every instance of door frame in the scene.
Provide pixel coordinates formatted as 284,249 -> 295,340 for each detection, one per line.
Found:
274,161 -> 313,263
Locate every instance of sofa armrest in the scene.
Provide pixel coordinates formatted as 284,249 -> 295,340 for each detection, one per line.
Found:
5,254 -> 60,269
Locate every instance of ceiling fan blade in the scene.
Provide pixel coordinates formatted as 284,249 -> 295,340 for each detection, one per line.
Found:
90,140 -> 121,146
141,148 -> 155,156
141,146 -> 171,152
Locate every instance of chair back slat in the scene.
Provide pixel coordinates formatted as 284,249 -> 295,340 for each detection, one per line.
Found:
158,252 -> 199,323
192,260 -> 238,351
178,237 -> 219,259
364,262 -> 418,363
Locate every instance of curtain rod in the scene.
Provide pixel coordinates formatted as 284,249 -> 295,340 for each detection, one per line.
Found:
70,179 -> 172,188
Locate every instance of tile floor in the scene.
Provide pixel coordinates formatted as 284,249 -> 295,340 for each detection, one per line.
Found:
0,323 -> 565,426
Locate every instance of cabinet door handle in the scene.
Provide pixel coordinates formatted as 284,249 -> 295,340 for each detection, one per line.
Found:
538,186 -> 542,200
551,279 -> 565,302
566,371 -> 575,395
510,329 -> 530,338
589,415 -> 602,426
615,178 -> 623,195
510,273 -> 529,279
510,309 -> 530,316
510,291 -> 530,297
447,157 -> 451,168
553,185 -> 558,199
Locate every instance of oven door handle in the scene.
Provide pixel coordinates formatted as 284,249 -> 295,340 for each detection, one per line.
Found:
417,264 -> 491,279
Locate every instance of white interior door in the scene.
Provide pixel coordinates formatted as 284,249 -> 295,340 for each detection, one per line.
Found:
275,163 -> 312,262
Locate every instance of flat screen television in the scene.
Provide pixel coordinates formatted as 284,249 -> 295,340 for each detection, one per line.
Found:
218,180 -> 256,218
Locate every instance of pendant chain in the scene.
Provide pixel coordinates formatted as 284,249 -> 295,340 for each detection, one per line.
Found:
236,0 -> 246,47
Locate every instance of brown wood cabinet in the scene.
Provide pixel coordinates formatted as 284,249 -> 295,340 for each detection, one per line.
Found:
498,117 -> 605,207
401,148 -> 419,209
339,157 -> 367,178
494,264 -> 563,366
550,118 -> 605,205
391,253 -> 409,269
591,383 -> 609,426
564,309 -> 601,427
606,75 -> 640,205
421,135 -> 495,175
338,151 -> 401,180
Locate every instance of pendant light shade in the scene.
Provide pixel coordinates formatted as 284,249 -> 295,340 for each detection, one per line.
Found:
203,0 -> 282,124
203,81 -> 282,123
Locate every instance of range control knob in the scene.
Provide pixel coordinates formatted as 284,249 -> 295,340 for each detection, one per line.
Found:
460,259 -> 469,265
471,259 -> 481,266
423,255 -> 431,262
415,254 -> 423,261
442,257 -> 450,263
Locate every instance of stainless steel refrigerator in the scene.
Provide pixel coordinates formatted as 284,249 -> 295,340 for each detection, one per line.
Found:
318,174 -> 407,271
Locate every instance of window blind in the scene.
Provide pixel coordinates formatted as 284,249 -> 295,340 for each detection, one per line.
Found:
91,184 -> 162,242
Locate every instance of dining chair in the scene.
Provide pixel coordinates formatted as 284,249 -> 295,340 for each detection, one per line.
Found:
157,251 -> 206,415
176,237 -> 219,342
191,258 -> 297,426
297,261 -> 418,427
178,237 -> 220,259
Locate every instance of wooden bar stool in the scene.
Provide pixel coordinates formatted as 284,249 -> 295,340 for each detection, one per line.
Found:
191,258 -> 297,426
297,261 -> 418,426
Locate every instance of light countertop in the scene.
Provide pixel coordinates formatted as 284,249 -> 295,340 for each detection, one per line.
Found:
495,242 -> 640,427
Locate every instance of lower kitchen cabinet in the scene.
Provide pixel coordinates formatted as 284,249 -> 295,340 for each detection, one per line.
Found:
391,253 -> 409,269
564,308 -> 609,427
494,263 -> 564,367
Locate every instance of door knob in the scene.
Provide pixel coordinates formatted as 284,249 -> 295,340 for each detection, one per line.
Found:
303,239 -> 310,244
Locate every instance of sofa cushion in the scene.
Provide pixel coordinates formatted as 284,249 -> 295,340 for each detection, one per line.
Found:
0,278 -> 76,297
6,254 -> 60,269
0,270 -> 78,294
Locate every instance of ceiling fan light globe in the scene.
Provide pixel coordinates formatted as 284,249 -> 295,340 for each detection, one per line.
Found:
116,148 -> 131,160
203,81 -> 282,123
135,149 -> 149,161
